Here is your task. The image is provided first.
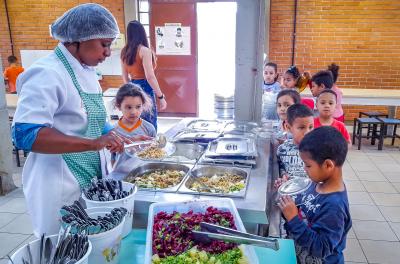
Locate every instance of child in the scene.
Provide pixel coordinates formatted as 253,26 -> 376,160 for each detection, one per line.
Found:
282,66 -> 301,90
310,70 -> 334,97
262,62 -> 281,120
113,83 -> 156,138
263,62 -> 281,93
276,103 -> 314,180
275,89 -> 301,139
282,65 -> 314,109
278,126 -> 352,264
314,89 -> 351,144
328,63 -> 344,122
3,55 -> 24,94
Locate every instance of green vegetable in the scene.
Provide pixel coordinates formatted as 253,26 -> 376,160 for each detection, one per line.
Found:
151,247 -> 248,264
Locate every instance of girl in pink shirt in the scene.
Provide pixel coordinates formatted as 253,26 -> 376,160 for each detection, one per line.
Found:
328,63 -> 344,122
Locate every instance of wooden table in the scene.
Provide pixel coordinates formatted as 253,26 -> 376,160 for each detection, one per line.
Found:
302,88 -> 400,119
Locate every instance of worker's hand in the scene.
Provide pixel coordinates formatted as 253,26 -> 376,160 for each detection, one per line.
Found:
277,195 -> 298,221
92,132 -> 129,153
158,98 -> 167,111
274,174 -> 289,190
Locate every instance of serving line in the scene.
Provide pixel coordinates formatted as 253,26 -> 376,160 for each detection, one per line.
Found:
110,118 -> 273,235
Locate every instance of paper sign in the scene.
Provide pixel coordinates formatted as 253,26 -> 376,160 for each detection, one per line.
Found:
155,25 -> 191,55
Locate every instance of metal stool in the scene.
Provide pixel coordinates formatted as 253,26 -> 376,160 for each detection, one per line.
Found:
377,118 -> 400,146
359,111 -> 388,139
353,117 -> 384,150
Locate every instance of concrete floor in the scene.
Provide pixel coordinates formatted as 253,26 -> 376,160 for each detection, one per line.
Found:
1,123 -> 400,263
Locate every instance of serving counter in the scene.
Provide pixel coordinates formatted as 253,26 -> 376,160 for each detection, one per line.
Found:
110,119 -> 275,234
120,229 -> 297,263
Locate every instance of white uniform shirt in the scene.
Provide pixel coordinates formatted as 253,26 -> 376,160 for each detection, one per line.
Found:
13,43 -> 110,236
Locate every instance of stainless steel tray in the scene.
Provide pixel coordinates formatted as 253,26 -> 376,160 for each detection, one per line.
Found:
205,137 -> 257,158
124,162 -> 192,193
125,142 -> 176,161
186,119 -> 225,132
223,121 -> 259,135
172,130 -> 222,144
177,165 -> 250,198
132,143 -> 205,164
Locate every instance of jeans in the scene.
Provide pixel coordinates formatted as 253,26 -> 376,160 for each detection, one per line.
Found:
131,79 -> 158,131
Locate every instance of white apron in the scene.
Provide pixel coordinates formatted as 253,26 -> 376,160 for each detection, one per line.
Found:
13,43 -> 111,237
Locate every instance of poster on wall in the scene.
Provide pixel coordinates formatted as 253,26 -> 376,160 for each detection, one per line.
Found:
155,23 -> 191,55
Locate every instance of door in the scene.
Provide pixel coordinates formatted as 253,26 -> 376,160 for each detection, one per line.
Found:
149,0 -> 197,116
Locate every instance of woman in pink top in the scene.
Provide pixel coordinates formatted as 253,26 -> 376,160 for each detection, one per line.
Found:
328,63 -> 344,122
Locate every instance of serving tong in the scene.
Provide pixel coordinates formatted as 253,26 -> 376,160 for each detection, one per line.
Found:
192,222 -> 279,251
123,134 -> 167,149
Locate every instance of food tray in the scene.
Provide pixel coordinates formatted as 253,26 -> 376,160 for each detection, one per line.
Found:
124,162 -> 192,193
144,199 -> 259,264
205,137 -> 257,158
177,165 -> 251,198
186,119 -> 225,132
172,130 -> 222,144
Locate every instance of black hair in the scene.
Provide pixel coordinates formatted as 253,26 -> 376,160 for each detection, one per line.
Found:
264,62 -> 279,82
276,89 -> 301,104
327,63 -> 340,83
299,126 -> 348,166
286,103 -> 313,125
121,20 -> 150,66
285,65 -> 300,79
317,89 -> 337,101
114,83 -> 152,113
311,70 -> 334,89
7,55 -> 17,63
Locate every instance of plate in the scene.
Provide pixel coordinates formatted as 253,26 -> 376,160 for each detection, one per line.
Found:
278,177 -> 312,196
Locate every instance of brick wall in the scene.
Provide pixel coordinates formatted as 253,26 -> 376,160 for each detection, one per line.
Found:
268,0 -> 400,121
0,0 -> 125,91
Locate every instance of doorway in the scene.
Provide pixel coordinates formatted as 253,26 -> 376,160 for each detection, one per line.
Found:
197,2 -> 237,118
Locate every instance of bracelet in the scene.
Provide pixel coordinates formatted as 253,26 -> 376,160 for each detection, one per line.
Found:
157,94 -> 165,100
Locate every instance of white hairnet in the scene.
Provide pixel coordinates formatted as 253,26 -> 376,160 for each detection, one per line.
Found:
51,3 -> 119,42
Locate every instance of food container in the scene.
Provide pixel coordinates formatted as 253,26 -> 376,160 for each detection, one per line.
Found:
205,137 -> 258,159
186,119 -> 225,132
10,234 -> 92,264
172,130 -> 222,144
85,207 -> 125,264
124,163 -> 192,193
278,177 -> 312,199
144,199 -> 258,264
128,142 -> 205,164
125,142 -> 176,161
82,182 -> 137,238
177,165 -> 250,198
162,142 -> 205,163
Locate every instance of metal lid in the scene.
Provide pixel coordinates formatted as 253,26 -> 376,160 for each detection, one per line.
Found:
278,177 -> 312,196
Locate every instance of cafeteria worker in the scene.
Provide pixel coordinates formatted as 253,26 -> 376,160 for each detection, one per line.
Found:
12,4 -> 133,237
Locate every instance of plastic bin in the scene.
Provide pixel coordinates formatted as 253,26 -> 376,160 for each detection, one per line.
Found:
9,234 -> 92,264
85,207 -> 125,264
82,181 -> 137,238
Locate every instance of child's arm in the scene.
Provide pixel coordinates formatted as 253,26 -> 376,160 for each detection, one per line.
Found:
280,196 -> 346,259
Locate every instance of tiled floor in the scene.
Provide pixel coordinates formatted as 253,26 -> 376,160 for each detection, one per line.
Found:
1,124 -> 400,263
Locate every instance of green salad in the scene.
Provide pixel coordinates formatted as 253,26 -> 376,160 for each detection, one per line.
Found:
152,246 -> 248,264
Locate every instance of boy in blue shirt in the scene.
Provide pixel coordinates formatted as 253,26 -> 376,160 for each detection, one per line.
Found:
278,126 -> 352,264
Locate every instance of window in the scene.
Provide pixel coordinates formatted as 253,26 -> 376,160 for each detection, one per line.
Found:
137,0 -> 151,45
